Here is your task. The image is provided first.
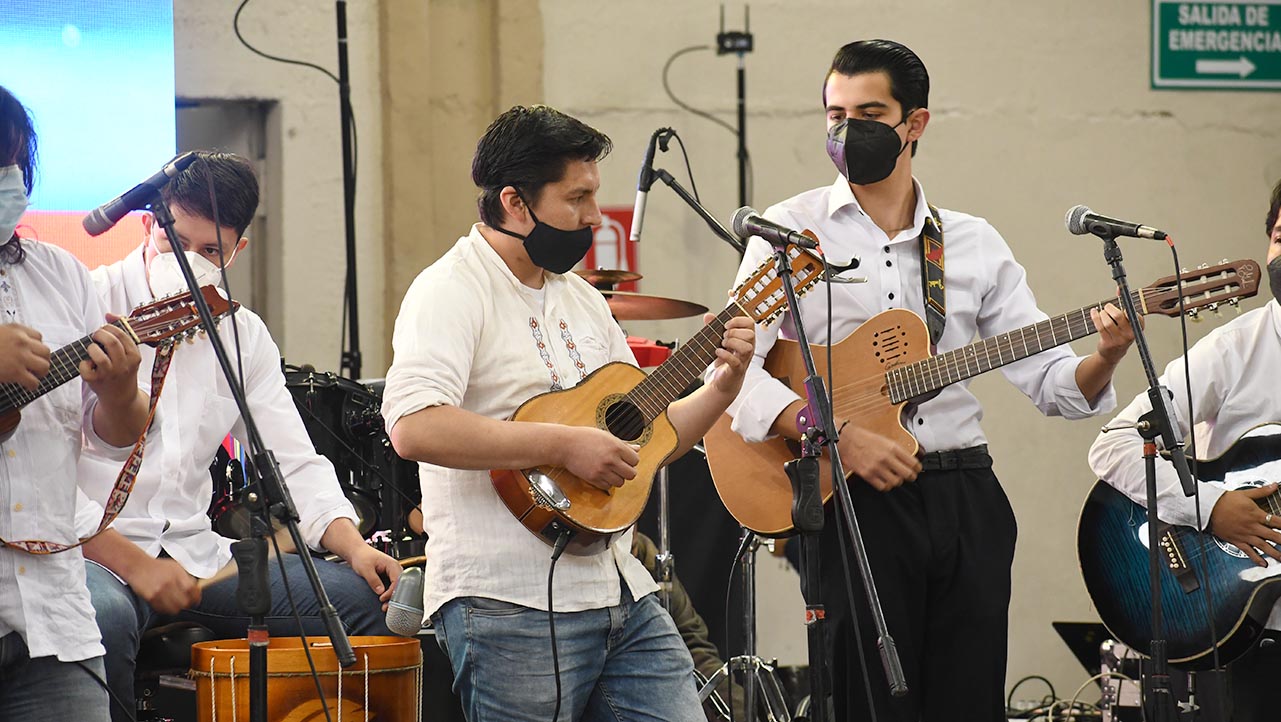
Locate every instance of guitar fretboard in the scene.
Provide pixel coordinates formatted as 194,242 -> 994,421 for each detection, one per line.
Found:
886,290 -> 1148,404
626,305 -> 743,424
0,319 -> 129,416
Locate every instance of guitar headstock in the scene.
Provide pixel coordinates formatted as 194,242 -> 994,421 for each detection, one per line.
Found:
125,285 -> 240,347
732,232 -> 827,325
1143,259 -> 1261,318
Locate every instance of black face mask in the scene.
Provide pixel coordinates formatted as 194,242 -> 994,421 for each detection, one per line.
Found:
494,201 -> 594,275
826,115 -> 910,186
1268,256 -> 1281,306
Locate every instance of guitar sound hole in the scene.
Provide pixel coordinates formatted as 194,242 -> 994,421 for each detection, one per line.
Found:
604,400 -> 646,442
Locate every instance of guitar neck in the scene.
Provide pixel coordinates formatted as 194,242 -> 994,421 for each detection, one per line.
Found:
0,319 -> 130,416
627,305 -> 743,422
887,289 -> 1146,404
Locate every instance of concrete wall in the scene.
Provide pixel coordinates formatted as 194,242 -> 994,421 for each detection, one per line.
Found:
538,0 -> 1281,701
181,0 -> 1281,704
175,0 -> 386,373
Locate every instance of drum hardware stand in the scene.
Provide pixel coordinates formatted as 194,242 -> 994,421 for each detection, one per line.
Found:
697,530 -> 792,722
149,190 -> 356,722
769,237 -> 906,719
1090,229 -> 1197,722
656,452 -> 674,611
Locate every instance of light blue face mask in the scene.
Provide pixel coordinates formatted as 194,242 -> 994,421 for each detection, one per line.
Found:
0,165 -> 29,243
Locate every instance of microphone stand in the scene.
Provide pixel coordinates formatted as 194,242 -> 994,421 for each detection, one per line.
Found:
336,0 -> 362,379
1093,232 -> 1194,722
715,5 -> 753,211
651,167 -> 745,254
770,242 -> 907,718
149,193 -> 355,722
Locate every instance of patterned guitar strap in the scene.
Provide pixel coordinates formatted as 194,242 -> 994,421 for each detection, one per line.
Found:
1,343 -> 176,554
920,204 -> 946,351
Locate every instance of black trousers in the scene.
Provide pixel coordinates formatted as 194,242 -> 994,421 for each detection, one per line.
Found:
815,463 -> 1016,722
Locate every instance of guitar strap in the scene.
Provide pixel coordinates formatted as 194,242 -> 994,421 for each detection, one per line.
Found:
1,343 -> 176,554
919,204 -> 945,350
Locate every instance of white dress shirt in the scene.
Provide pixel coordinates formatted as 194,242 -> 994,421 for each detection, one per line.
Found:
1089,301 -> 1281,530
381,225 -> 658,618
74,245 -> 358,578
726,176 -> 1115,450
0,240 -> 132,662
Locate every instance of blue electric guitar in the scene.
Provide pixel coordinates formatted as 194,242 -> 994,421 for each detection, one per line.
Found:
1078,424 -> 1281,668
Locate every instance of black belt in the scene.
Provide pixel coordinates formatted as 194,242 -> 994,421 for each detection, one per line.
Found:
919,445 -> 992,472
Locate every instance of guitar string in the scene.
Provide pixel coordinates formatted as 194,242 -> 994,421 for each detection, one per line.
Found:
820,291 -> 1149,417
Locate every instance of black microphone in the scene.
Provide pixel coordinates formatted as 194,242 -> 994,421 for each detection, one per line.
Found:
731,206 -> 819,249
82,152 -> 199,236
630,129 -> 669,243
1064,205 -> 1168,241
385,566 -> 425,636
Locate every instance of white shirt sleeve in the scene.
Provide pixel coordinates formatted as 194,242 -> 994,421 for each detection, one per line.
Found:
231,318 -> 359,552
1088,342 -> 1229,529
382,269 -> 484,432
974,224 -> 1116,419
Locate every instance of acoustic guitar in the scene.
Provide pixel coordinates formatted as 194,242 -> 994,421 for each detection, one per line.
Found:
703,259 -> 1261,536
492,244 -> 827,555
0,285 -> 236,441
1079,424 -> 1281,668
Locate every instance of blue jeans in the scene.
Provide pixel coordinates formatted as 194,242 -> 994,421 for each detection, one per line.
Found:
86,553 -> 390,722
0,631 -> 110,722
433,592 -> 703,722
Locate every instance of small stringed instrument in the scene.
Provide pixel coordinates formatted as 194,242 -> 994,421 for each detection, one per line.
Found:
704,259 -> 1261,536
492,244 -> 827,555
1079,424 -> 1281,667
0,286 -> 236,441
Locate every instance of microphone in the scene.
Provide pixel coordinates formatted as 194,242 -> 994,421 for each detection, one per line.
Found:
385,566 -> 425,636
82,152 -> 199,236
630,128 -> 668,242
731,207 -> 819,250
1064,205 -> 1168,241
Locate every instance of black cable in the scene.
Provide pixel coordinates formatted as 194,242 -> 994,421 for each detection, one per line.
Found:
1170,243 -> 1229,722
232,0 -> 360,375
661,46 -> 753,208
269,530 -> 335,722
669,131 -> 701,204
203,158 -> 247,389
1006,674 -> 1057,715
234,0 -> 338,83
75,659 -> 135,722
549,529 -> 572,722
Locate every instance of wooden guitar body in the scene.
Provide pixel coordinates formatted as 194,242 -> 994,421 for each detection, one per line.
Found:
491,362 -> 679,556
704,308 -> 927,536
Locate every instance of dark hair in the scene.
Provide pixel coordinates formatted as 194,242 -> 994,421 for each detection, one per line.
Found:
825,39 -> 930,155
0,85 -> 36,262
1268,178 -> 1281,239
160,151 -> 259,238
471,105 -> 612,228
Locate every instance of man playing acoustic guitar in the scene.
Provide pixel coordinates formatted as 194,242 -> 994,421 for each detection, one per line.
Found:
382,105 -> 756,722
721,40 -> 1136,721
1088,179 -> 1281,722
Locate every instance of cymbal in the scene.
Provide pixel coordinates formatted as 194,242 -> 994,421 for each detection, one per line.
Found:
575,268 -> 643,286
600,290 -> 708,321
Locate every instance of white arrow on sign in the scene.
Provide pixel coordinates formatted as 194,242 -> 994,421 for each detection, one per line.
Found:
1195,56 -> 1257,78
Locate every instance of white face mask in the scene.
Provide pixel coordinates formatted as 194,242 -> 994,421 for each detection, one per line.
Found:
145,232 -> 236,298
0,165 -> 29,243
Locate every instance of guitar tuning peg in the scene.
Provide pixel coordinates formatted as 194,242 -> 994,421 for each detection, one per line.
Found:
1197,262 -> 1209,270
1220,258 -> 1229,265
1180,267 -> 1188,274
1187,307 -> 1201,322
1208,301 -> 1221,317
1229,298 -> 1243,313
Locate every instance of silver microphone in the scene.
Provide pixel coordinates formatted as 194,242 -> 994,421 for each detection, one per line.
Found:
385,566 -> 425,636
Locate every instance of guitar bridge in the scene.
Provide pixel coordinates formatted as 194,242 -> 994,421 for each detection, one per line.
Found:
1157,524 -> 1200,594
527,469 -> 571,511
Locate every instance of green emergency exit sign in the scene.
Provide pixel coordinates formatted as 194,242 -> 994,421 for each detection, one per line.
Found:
1153,1 -> 1281,89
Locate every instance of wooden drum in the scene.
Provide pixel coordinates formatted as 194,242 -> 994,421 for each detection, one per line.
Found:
190,635 -> 422,722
